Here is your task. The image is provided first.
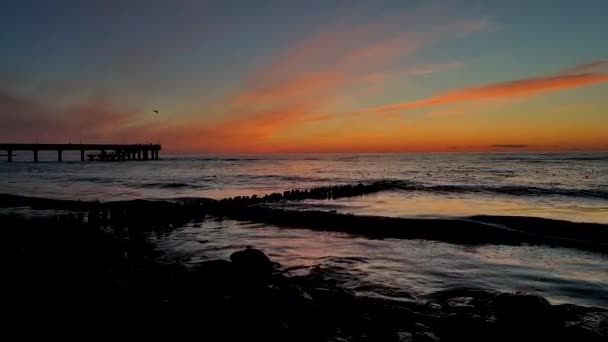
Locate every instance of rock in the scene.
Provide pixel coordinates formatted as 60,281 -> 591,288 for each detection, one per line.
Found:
439,313 -> 496,342
230,248 -> 273,285
396,331 -> 413,342
446,296 -> 476,312
328,337 -> 349,342
193,259 -> 236,287
554,304 -> 608,340
411,323 -> 430,332
412,331 -> 439,342
492,292 -> 559,340
493,292 -> 552,321
357,316 -> 401,342
284,283 -> 314,303
562,325 -> 605,342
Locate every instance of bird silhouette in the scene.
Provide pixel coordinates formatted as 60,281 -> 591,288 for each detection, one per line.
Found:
153,110 -> 159,114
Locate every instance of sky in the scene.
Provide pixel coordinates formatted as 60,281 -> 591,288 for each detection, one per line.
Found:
1,0 -> 607,153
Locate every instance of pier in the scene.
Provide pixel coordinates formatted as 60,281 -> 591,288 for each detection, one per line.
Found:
0,143 -> 161,162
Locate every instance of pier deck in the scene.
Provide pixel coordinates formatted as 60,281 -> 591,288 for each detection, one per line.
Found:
0,143 -> 161,162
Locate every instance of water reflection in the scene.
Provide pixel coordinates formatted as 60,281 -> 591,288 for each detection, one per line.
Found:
272,191 -> 608,223
153,218 -> 608,308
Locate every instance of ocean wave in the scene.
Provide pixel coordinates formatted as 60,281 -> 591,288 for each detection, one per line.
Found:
237,174 -> 332,182
491,155 -> 608,162
136,181 -> 209,189
388,181 -> 608,200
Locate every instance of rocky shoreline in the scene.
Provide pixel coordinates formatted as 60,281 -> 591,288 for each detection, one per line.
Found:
4,215 -> 606,341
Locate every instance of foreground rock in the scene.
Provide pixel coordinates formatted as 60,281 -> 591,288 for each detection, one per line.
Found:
4,216 -> 607,341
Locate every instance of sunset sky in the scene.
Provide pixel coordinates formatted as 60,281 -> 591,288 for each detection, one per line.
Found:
2,0 -> 607,153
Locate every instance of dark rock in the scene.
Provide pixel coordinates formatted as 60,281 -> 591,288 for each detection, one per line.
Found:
553,303 -> 608,340
493,292 -> 552,320
358,330 -> 401,342
396,331 -> 413,342
446,296 -> 476,313
562,325 -> 605,342
411,323 -> 430,332
230,247 -> 273,285
439,312 -> 496,342
492,292 -> 559,341
328,337 -> 350,342
412,331 -> 439,342
192,259 -> 236,288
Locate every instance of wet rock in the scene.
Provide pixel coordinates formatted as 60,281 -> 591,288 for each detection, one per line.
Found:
357,328 -> 401,342
230,247 -> 273,285
396,331 -> 413,342
562,325 -> 605,342
493,292 -> 552,320
411,323 -> 430,332
283,283 -> 314,303
412,331 -> 439,342
446,296 -> 476,312
553,304 -> 608,340
328,337 -> 350,342
492,292 -> 559,340
439,312 -> 496,342
192,259 -> 236,288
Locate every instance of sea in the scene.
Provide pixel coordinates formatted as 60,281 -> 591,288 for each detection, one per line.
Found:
1,152 -> 607,307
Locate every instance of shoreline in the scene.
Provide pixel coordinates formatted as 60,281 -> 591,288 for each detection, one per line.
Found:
4,215 -> 607,341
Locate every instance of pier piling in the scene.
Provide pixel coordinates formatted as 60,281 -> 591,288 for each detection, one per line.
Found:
1,143 -> 161,163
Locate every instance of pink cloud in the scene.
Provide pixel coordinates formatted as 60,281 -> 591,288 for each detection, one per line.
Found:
359,63 -> 608,114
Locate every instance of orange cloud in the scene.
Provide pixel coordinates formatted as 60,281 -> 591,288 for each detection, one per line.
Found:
234,72 -> 346,105
360,64 -> 608,114
193,15 -> 489,152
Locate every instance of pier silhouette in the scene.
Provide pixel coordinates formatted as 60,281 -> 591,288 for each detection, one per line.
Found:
0,143 -> 161,162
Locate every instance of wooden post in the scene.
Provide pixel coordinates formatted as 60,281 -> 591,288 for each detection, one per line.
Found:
57,150 -> 63,162
143,150 -> 148,160
137,151 -> 142,160
34,150 -> 38,163
7,150 -> 12,162
80,150 -> 85,162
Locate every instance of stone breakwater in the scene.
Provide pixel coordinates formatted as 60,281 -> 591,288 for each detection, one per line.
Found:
3,216 -> 607,341
2,180 -> 608,253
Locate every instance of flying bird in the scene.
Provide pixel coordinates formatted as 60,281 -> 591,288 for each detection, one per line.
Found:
153,110 -> 159,114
